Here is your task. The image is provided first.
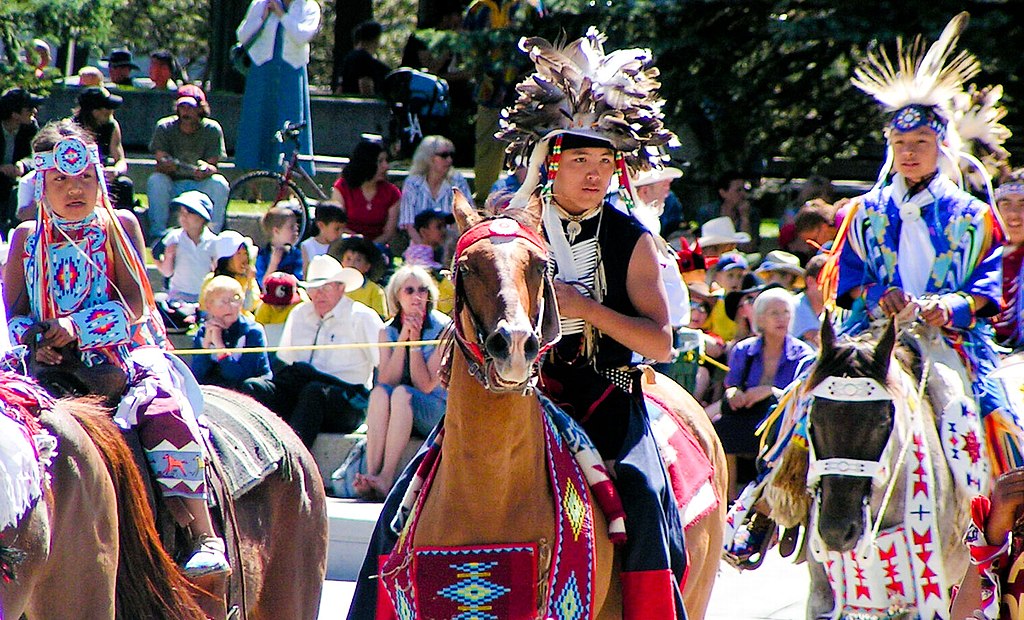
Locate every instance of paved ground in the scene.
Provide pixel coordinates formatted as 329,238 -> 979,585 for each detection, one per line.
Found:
316,547 -> 811,619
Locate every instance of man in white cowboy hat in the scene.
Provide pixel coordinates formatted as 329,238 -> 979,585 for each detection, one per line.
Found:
634,165 -> 685,235
698,215 -> 751,259
754,249 -> 805,291
241,254 -> 384,448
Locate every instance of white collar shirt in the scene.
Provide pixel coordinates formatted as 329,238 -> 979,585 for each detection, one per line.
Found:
276,295 -> 383,388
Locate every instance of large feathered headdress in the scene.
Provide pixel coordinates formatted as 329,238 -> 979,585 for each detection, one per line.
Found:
850,12 -> 1011,197
497,27 -> 675,171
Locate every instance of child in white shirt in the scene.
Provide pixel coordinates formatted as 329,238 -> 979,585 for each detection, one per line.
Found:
300,202 -> 347,277
157,191 -> 218,302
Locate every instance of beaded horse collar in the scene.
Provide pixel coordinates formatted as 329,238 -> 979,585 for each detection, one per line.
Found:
447,217 -> 560,394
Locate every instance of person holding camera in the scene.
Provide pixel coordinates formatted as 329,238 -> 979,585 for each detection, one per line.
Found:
234,0 -> 321,176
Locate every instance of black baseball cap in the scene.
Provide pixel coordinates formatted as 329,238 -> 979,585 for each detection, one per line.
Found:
413,208 -> 455,230
78,87 -> 123,112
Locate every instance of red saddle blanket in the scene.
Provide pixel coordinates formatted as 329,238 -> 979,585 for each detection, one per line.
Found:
645,393 -> 719,529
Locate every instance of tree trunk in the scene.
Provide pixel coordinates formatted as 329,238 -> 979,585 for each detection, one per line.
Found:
332,0 -> 373,93
209,0 -> 252,93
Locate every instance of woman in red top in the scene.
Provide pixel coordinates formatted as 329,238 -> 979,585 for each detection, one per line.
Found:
331,138 -> 401,245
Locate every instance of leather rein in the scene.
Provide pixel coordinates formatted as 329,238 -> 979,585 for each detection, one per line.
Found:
444,217 -> 560,394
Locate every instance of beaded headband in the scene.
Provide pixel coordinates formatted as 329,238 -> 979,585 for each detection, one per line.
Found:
888,104 -> 947,139
995,183 -> 1024,200
33,137 -> 101,176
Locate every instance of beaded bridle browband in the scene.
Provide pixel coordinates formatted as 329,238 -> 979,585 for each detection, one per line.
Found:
448,217 -> 560,394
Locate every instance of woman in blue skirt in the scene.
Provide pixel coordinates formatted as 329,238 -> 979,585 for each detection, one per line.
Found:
235,0 -> 321,175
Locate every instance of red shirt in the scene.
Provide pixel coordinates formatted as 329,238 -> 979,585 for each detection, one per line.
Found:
332,178 -> 401,240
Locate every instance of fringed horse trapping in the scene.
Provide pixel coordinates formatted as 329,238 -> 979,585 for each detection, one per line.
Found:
753,318 -> 976,619
370,190 -> 727,620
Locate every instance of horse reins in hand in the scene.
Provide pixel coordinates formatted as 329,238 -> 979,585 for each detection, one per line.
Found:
447,216 -> 557,393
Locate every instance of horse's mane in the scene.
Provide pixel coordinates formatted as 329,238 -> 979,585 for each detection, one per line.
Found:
63,397 -> 208,620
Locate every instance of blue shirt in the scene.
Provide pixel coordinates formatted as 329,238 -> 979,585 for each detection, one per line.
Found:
255,243 -> 304,284
725,334 -> 815,390
190,314 -> 272,388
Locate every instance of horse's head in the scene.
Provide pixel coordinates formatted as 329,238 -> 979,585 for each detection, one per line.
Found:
805,315 -> 898,555
449,190 -> 560,392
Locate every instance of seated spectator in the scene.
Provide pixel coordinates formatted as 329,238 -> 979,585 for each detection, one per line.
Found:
777,175 -> 835,251
397,136 -> 474,243
146,85 -> 229,239
255,204 -> 303,285
790,254 -> 827,349
1,87 -> 44,234
157,191 -> 218,303
634,165 -> 685,237
698,215 -> 751,263
703,252 -> 748,344
354,265 -> 451,500
754,249 -> 805,291
338,21 -> 389,96
331,137 -> 401,246
404,208 -> 455,314
191,275 -> 272,389
686,281 -> 726,406
300,203 -> 347,277
29,39 -> 55,80
201,230 -> 261,314
712,287 -> 814,500
787,198 -> 838,264
328,235 -> 388,319
68,66 -> 105,88
144,50 -> 180,90
254,271 -> 307,350
103,48 -> 140,88
242,255 -> 385,447
72,86 -> 134,210
722,273 -> 771,349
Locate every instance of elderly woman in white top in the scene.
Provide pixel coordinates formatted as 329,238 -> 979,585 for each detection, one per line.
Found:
234,0 -> 320,175
397,135 -> 474,243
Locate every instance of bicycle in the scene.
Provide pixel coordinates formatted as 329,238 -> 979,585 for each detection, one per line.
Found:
224,120 -> 330,239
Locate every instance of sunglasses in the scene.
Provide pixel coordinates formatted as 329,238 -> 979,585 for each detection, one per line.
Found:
435,151 -> 455,159
403,285 -> 430,295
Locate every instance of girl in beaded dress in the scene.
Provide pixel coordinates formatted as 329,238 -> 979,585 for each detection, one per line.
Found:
1,119 -> 229,578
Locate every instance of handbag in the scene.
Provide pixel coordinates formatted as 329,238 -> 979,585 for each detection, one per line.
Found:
230,13 -> 269,76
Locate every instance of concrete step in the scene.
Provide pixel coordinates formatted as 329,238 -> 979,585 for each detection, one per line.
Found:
310,432 -> 423,495
326,498 -> 382,581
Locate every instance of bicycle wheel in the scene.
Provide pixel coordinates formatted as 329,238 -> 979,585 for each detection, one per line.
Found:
225,171 -> 311,240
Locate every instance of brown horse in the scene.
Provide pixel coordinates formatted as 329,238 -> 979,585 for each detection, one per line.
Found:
375,192 -> 725,619
0,382 -> 328,620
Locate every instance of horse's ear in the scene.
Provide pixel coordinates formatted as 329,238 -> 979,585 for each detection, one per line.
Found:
873,317 -> 896,374
820,309 -> 836,358
520,193 -> 543,231
452,188 -> 482,233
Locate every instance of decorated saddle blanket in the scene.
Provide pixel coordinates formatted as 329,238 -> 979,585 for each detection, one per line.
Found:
0,372 -> 58,532
645,393 -> 719,529
201,387 -> 286,499
379,396 -> 625,620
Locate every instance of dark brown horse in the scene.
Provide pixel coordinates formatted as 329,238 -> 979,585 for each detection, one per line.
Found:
0,383 -> 328,620
374,191 -> 725,619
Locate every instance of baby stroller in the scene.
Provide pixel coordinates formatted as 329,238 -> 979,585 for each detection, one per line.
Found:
383,68 -> 451,158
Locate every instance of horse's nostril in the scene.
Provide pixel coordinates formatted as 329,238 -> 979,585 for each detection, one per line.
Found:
485,332 -> 510,359
523,334 -> 539,360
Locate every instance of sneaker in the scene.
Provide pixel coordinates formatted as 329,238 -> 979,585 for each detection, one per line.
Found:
183,535 -> 231,578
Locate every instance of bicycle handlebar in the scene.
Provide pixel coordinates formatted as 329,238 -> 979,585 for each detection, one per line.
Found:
274,120 -> 308,144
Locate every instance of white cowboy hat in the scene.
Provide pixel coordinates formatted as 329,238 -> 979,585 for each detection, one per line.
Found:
755,250 -> 806,277
301,255 -> 364,291
634,166 -> 683,187
698,216 -> 751,247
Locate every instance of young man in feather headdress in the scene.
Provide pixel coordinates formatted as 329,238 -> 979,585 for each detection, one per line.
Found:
345,28 -> 689,620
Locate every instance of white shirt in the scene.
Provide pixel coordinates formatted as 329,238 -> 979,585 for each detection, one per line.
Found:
277,296 -> 383,388
163,227 -> 219,298
236,0 -> 321,69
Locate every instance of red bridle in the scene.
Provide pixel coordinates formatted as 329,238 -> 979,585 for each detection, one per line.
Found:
449,217 -> 555,392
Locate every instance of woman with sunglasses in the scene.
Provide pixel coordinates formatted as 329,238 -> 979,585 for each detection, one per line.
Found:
396,135 -> 473,244
354,264 -> 451,500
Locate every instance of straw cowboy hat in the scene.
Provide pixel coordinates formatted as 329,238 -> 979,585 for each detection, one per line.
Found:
634,166 -> 683,187
698,216 -> 751,248
301,255 -> 364,291
755,250 -> 805,278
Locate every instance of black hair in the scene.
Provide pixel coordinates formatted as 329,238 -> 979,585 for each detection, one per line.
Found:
352,21 -> 383,45
32,118 -> 93,153
341,139 -> 385,188
715,170 -> 747,192
314,203 -> 347,225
